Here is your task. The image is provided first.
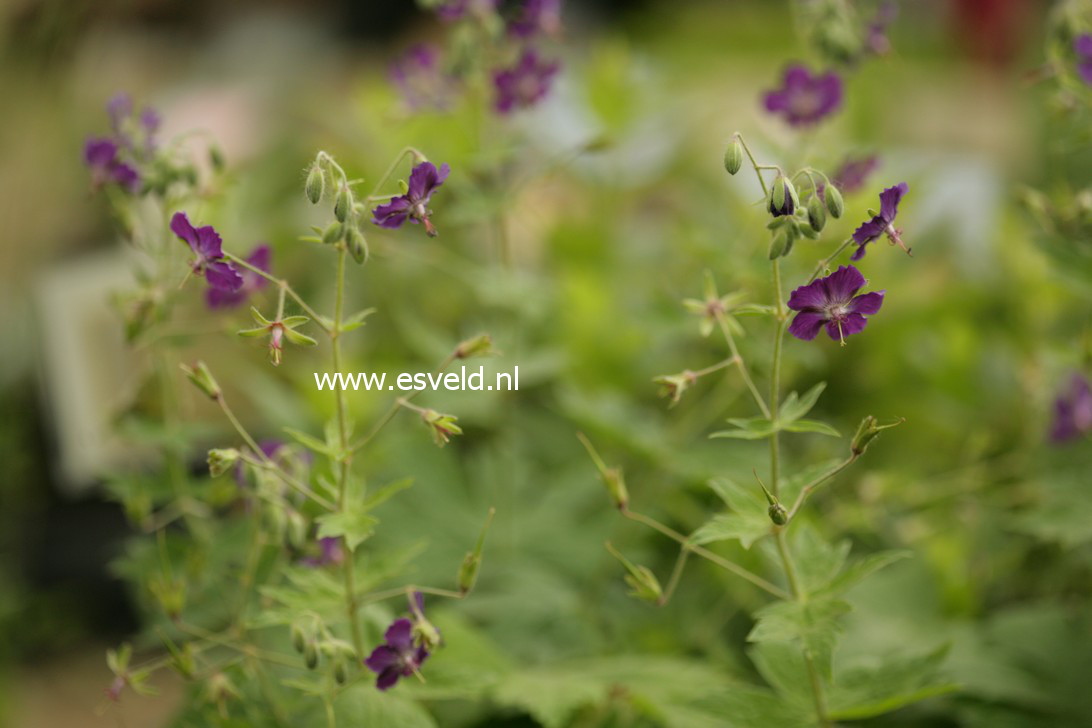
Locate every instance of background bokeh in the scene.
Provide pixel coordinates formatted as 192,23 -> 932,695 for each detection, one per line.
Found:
2,0 -> 1091,726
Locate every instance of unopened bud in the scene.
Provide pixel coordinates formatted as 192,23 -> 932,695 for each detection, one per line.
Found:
458,553 -> 480,594
304,640 -> 319,670
334,656 -> 348,684
825,184 -> 844,218
807,195 -> 827,232
291,622 -> 306,654
768,502 -> 788,525
606,542 -> 663,603
346,225 -> 368,264
422,409 -> 462,447
769,175 -> 797,217
305,164 -> 324,204
180,361 -> 220,400
602,467 -> 628,510
455,333 -> 496,359
322,222 -> 344,244
334,183 -> 352,222
207,448 -> 239,477
851,415 -> 903,455
724,138 -> 744,175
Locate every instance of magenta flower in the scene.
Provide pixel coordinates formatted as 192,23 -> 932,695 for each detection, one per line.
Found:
364,618 -> 430,691
1050,373 -> 1092,443
371,161 -> 450,237
852,182 -> 910,260
763,65 -> 843,127
493,50 -> 560,114
508,0 -> 562,37
84,138 -> 140,191
787,265 -> 884,345
170,212 -> 243,291
389,45 -> 456,111
1076,34 -> 1092,86
206,244 -> 270,309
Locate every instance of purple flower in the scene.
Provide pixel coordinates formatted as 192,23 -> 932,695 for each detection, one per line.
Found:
1050,373 -> 1092,443
389,45 -> 456,111
83,138 -> 140,191
107,93 -> 133,134
492,50 -> 560,114
435,0 -> 497,21
508,0 -> 562,37
371,161 -> 450,237
170,212 -> 243,291
300,537 -> 345,568
234,440 -> 283,488
832,155 -> 880,196
787,265 -> 884,345
851,182 -> 910,260
865,1 -> 898,56
1076,34 -> 1092,86
364,618 -> 430,691
206,244 -> 270,309
763,65 -> 843,127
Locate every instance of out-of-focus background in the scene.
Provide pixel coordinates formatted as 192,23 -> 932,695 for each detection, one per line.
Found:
3,0 -> 1092,726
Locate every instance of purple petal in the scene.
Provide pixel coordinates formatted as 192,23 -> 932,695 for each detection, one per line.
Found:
1075,34 -> 1092,58
245,244 -> 272,285
107,93 -> 132,126
84,138 -> 118,167
849,290 -> 885,315
849,242 -> 868,261
170,212 -> 199,251
787,279 -> 828,312
372,196 -> 411,228
821,265 -> 866,303
375,667 -> 402,691
407,161 -> 450,203
205,286 -> 247,309
783,65 -> 813,89
879,183 -> 908,222
205,261 -> 244,292
825,312 -> 868,340
194,225 -> 224,259
1079,60 -> 1092,86
365,645 -> 399,674
789,311 -> 826,341
111,163 -> 140,191
763,90 -> 789,112
384,618 -> 414,652
852,216 -> 886,245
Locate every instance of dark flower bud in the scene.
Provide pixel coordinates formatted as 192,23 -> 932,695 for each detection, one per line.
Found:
334,183 -> 352,222
207,448 -> 239,477
724,138 -> 744,175
305,164 -> 324,204
768,502 -> 788,525
304,640 -> 319,670
334,656 -> 348,685
768,175 -> 797,217
825,184 -> 844,218
291,622 -> 306,653
346,225 -> 368,264
180,361 -> 220,400
807,195 -> 827,232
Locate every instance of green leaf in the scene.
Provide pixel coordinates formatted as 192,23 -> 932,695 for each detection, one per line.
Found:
282,427 -> 334,457
783,419 -> 840,437
711,417 -> 777,440
733,303 -> 777,316
236,326 -> 267,338
341,307 -> 377,332
280,315 -> 309,328
815,550 -> 912,597
827,646 -> 958,720
789,523 -> 850,594
282,327 -> 318,347
779,382 -> 826,424
690,478 -> 770,549
363,477 -> 414,510
315,505 -> 377,552
749,595 -> 851,681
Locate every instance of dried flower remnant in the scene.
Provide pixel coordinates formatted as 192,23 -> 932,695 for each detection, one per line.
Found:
364,618 -> 431,691
508,0 -> 562,37
170,212 -> 243,292
1050,373 -> 1092,443
390,45 -> 457,111
852,182 -> 910,260
493,49 -> 560,114
371,161 -> 451,237
1076,34 -> 1092,86
787,265 -> 885,345
763,65 -> 844,127
206,244 -> 270,309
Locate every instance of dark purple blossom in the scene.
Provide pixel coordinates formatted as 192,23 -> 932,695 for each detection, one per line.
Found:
508,0 -> 562,37
832,155 -> 880,196
787,265 -> 884,345
1076,34 -> 1092,86
206,244 -> 270,309
763,65 -> 843,127
435,0 -> 497,21
493,50 -> 560,114
1050,373 -> 1092,443
371,161 -> 450,237
389,45 -> 456,111
300,537 -> 345,568
851,182 -> 910,260
84,138 -> 140,191
364,618 -> 430,691
170,212 -> 243,291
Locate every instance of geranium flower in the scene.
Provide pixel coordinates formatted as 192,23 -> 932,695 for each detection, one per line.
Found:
492,50 -> 560,114
1050,373 -> 1092,443
763,65 -> 843,127
787,265 -> 884,345
1076,34 -> 1092,86
831,155 -> 880,196
851,182 -> 910,260
508,0 -> 562,37
389,45 -> 456,111
371,161 -> 450,237
170,212 -> 243,291
206,244 -> 270,309
364,618 -> 430,691
83,138 -> 140,191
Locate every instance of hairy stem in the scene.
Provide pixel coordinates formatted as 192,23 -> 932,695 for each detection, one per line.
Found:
715,312 -> 770,418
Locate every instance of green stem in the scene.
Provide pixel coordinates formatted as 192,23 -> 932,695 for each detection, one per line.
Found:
769,259 -> 787,499
349,353 -> 456,453
715,312 -> 770,418
808,237 -> 855,282
224,254 -> 329,333
658,547 -> 690,606
734,134 -> 770,197
786,455 -> 858,522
